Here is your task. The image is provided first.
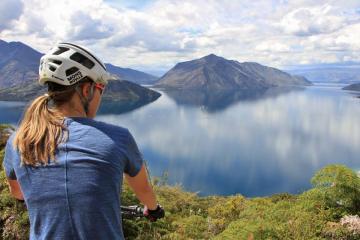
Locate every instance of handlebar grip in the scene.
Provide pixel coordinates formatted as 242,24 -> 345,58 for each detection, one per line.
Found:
121,205 -> 144,218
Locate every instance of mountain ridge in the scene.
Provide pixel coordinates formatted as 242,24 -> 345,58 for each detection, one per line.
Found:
155,54 -> 312,90
287,67 -> 360,83
105,63 -> 158,84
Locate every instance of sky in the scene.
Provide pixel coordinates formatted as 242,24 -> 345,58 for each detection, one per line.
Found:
0,0 -> 360,76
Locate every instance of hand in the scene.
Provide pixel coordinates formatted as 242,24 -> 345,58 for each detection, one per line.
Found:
143,204 -> 165,222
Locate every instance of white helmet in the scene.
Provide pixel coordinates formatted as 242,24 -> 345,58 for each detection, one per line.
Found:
39,42 -> 113,86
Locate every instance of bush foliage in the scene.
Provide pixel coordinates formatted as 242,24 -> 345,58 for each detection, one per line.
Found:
0,125 -> 359,239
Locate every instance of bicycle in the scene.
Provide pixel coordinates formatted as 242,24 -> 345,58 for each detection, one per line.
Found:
121,205 -> 165,222
121,205 -> 145,219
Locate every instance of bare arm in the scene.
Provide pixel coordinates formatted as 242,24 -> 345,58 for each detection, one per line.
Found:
7,179 -> 24,200
125,164 -> 157,210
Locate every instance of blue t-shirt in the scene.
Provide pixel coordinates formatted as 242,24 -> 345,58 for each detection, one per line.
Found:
3,117 -> 143,240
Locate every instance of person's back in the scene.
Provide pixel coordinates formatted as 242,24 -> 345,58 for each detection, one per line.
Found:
5,117 -> 143,239
3,42 -> 164,240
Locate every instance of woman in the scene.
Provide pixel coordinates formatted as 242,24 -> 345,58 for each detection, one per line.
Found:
3,42 -> 164,239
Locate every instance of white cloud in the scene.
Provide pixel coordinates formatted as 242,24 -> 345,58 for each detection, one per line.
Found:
0,0 -> 23,31
255,41 -> 291,53
67,11 -> 115,41
0,0 -> 360,72
280,5 -> 346,36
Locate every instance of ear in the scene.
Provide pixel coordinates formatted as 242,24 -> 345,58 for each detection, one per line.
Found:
81,83 -> 91,98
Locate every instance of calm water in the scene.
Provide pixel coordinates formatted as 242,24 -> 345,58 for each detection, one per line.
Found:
1,84 -> 359,197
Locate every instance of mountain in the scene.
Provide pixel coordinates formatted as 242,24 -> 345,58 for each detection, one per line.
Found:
0,40 -> 41,88
0,39 -> 157,88
105,63 -> 158,84
102,80 -> 160,102
343,83 -> 360,91
155,54 -> 312,90
98,80 -> 161,114
288,67 -> 360,84
0,79 -> 161,103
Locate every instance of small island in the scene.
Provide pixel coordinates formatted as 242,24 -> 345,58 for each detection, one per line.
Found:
155,54 -> 312,90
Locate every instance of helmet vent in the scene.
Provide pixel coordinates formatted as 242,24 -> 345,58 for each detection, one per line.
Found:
66,67 -> 79,76
53,47 -> 69,55
49,59 -> 62,65
70,52 -> 95,69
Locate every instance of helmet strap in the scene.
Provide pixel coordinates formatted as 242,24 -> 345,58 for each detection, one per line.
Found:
75,82 -> 95,116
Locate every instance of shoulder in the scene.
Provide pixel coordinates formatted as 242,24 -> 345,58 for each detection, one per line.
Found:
65,117 -> 131,139
89,119 -> 130,135
4,131 -> 16,151
65,117 -> 126,131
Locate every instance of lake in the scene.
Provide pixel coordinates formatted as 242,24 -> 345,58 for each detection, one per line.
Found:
1,84 -> 359,197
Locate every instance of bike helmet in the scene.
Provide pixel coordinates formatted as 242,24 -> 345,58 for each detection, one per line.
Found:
39,42 -> 113,86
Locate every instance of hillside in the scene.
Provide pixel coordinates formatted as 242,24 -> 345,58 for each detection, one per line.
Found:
0,79 -> 161,103
0,40 -> 40,88
0,39 -> 157,88
155,54 -> 312,90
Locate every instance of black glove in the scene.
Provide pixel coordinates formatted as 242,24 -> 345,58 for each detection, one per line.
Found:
143,204 -> 165,222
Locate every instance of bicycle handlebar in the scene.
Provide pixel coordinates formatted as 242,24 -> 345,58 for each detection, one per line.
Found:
121,205 -> 144,218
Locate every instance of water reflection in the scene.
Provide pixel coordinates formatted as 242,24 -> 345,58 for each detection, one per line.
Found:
161,87 -> 305,112
1,85 -> 359,197
96,85 -> 360,197
98,100 -> 156,115
0,102 -> 27,125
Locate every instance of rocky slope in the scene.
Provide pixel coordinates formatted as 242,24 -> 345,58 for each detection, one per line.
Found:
0,40 -> 40,88
155,54 -> 312,90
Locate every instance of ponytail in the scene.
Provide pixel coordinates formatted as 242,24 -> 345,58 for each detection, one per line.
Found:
13,86 -> 75,166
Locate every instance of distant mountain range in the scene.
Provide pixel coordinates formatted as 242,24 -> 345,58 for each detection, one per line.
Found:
287,67 -> 360,84
0,39 -> 158,88
106,64 -> 158,84
155,54 -> 311,90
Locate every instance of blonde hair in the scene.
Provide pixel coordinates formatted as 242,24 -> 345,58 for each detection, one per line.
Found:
13,82 -> 80,166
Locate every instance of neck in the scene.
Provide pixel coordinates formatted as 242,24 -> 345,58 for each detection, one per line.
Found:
57,102 -> 87,118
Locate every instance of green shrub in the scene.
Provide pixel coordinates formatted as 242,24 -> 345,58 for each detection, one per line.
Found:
0,149 -> 30,239
171,215 -> 209,239
311,164 -> 360,215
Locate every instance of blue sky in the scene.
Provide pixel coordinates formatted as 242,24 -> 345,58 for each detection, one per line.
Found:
104,0 -> 153,10
0,0 -> 360,76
